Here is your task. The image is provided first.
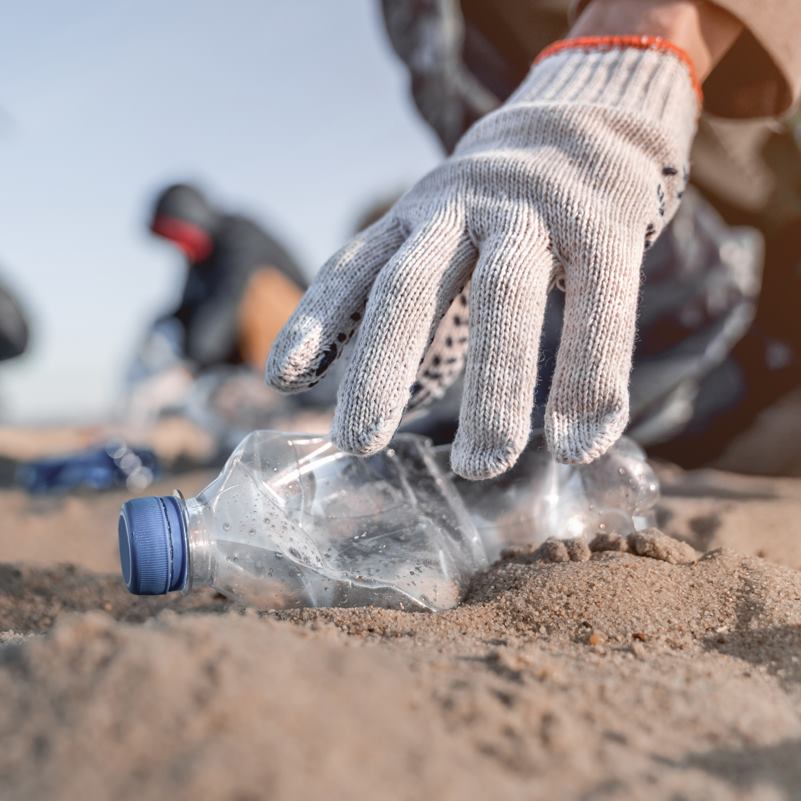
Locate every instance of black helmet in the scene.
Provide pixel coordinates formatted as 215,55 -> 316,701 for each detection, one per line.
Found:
150,183 -> 220,237
150,183 -> 221,262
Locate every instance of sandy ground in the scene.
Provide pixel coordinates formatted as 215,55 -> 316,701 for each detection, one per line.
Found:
1,428 -> 801,800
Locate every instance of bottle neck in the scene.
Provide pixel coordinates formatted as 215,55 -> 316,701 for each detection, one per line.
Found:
183,496 -> 214,589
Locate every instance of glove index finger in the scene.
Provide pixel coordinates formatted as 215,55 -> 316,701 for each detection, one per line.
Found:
333,216 -> 476,456
265,216 -> 404,393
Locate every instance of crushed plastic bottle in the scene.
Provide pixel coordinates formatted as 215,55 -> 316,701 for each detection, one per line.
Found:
117,430 -> 659,612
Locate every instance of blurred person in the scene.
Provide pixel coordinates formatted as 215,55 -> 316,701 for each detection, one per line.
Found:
124,183 -> 310,429
149,183 -> 307,373
267,0 -> 801,478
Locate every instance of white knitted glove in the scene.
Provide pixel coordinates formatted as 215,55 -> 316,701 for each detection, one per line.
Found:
267,37 -> 700,479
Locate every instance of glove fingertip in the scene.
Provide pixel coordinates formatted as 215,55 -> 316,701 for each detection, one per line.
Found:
545,411 -> 627,465
264,337 -> 324,394
331,413 -> 398,457
450,436 -> 523,481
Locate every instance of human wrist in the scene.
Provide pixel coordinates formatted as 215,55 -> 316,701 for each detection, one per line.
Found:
570,0 -> 742,80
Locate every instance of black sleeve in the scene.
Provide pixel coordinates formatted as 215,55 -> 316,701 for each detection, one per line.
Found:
181,263 -> 246,369
0,281 -> 29,362
180,216 -> 306,369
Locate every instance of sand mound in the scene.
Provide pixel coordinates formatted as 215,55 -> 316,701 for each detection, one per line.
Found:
465,548 -> 801,648
282,548 -> 801,654
3,548 -> 801,801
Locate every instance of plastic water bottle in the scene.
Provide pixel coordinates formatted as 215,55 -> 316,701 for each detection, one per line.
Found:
117,431 -> 658,611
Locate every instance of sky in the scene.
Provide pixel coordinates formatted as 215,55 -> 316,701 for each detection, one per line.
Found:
0,0 -> 441,422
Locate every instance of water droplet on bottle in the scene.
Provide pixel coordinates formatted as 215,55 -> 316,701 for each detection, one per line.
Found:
248,528 -> 255,537
222,522 -> 231,532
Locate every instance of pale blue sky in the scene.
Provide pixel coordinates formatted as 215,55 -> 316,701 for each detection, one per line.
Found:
0,0 -> 441,421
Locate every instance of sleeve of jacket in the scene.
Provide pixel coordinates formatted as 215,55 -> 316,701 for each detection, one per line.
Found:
0,281 -> 29,361
570,0 -> 801,118
182,272 -> 243,369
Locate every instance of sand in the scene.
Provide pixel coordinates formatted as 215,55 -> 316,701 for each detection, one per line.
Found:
1,454 -> 801,799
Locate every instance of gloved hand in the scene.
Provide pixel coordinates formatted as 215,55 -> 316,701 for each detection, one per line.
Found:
267,37 -> 700,479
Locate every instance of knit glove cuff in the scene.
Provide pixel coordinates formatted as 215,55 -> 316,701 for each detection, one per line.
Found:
527,36 -> 700,141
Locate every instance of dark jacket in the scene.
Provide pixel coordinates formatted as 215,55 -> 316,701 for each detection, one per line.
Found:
169,215 -> 305,370
0,280 -> 29,362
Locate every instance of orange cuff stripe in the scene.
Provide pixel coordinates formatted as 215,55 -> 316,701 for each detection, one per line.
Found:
535,35 -> 703,106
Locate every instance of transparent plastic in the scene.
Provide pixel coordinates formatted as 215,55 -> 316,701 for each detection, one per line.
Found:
184,433 -> 486,611
442,432 -> 659,560
178,430 -> 659,612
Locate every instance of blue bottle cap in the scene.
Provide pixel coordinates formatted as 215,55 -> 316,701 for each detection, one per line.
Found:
118,496 -> 188,595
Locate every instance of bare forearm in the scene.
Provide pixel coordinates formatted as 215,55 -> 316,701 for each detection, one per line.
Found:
570,0 -> 742,79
